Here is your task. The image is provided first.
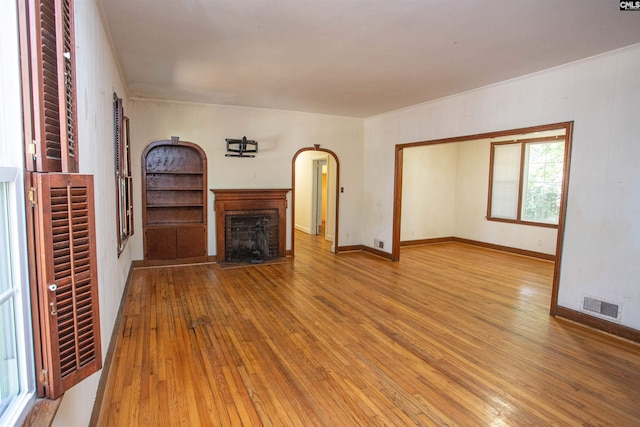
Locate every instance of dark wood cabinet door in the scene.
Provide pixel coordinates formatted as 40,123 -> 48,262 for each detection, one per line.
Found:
177,225 -> 207,258
145,227 -> 177,260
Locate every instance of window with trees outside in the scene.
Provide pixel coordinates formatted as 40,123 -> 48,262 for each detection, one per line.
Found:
488,137 -> 565,227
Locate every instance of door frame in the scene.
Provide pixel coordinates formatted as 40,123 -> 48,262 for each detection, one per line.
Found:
291,145 -> 340,256
391,121 -> 573,316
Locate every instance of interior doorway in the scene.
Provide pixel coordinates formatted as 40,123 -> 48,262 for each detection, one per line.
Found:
392,122 -> 573,315
291,146 -> 340,256
311,158 -> 328,236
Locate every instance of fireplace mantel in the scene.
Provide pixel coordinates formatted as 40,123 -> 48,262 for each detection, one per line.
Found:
212,188 -> 290,203
211,189 -> 290,262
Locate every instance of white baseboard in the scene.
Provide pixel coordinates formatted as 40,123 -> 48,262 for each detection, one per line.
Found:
295,224 -> 312,234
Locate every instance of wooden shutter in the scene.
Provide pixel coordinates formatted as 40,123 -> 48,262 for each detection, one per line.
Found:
32,173 -> 101,399
113,95 -> 123,174
114,96 -> 134,254
113,94 -> 124,251
22,0 -> 78,173
124,117 -> 134,236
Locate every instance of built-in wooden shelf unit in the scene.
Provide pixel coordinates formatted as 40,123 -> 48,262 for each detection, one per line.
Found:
142,137 -> 207,262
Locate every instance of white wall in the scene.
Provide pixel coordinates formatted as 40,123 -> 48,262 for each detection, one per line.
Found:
52,1 -> 132,426
401,143 -> 458,241
0,0 -> 22,171
400,139 -> 558,254
129,101 -> 364,259
364,44 -> 640,330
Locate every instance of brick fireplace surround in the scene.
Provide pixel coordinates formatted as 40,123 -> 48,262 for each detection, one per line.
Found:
211,189 -> 289,263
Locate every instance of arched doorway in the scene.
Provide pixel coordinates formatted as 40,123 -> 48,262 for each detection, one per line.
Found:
291,145 -> 340,257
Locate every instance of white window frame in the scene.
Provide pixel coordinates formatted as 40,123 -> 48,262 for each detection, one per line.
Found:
487,137 -> 565,228
1,0 -> 35,421
520,141 -> 565,225
0,167 -> 35,426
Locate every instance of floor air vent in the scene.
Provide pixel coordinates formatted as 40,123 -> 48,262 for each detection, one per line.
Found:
583,296 -> 620,319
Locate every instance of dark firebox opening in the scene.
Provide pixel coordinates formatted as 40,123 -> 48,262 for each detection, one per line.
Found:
225,211 -> 279,263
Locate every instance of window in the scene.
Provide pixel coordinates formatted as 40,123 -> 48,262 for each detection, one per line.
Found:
488,137 -> 565,227
521,141 -> 565,223
0,168 -> 34,426
1,0 -> 36,422
0,182 -> 18,418
113,94 -> 133,255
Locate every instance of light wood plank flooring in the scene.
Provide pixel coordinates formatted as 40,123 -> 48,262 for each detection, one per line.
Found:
94,232 -> 640,426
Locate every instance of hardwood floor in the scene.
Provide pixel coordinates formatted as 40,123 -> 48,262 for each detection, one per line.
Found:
93,232 -> 640,426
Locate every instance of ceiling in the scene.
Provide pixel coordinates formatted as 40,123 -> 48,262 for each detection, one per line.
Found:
99,0 -> 640,118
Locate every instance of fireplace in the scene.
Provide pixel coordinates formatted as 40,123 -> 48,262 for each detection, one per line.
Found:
225,210 -> 279,262
211,189 -> 289,263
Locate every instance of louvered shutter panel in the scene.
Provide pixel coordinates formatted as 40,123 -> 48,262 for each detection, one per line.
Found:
26,0 -> 78,173
113,95 -> 124,250
127,175 -> 134,236
33,173 -> 102,399
124,117 -> 134,236
59,0 -> 78,172
113,95 -> 123,174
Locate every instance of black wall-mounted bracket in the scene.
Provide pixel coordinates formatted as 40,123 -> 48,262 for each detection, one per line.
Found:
225,136 -> 258,158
